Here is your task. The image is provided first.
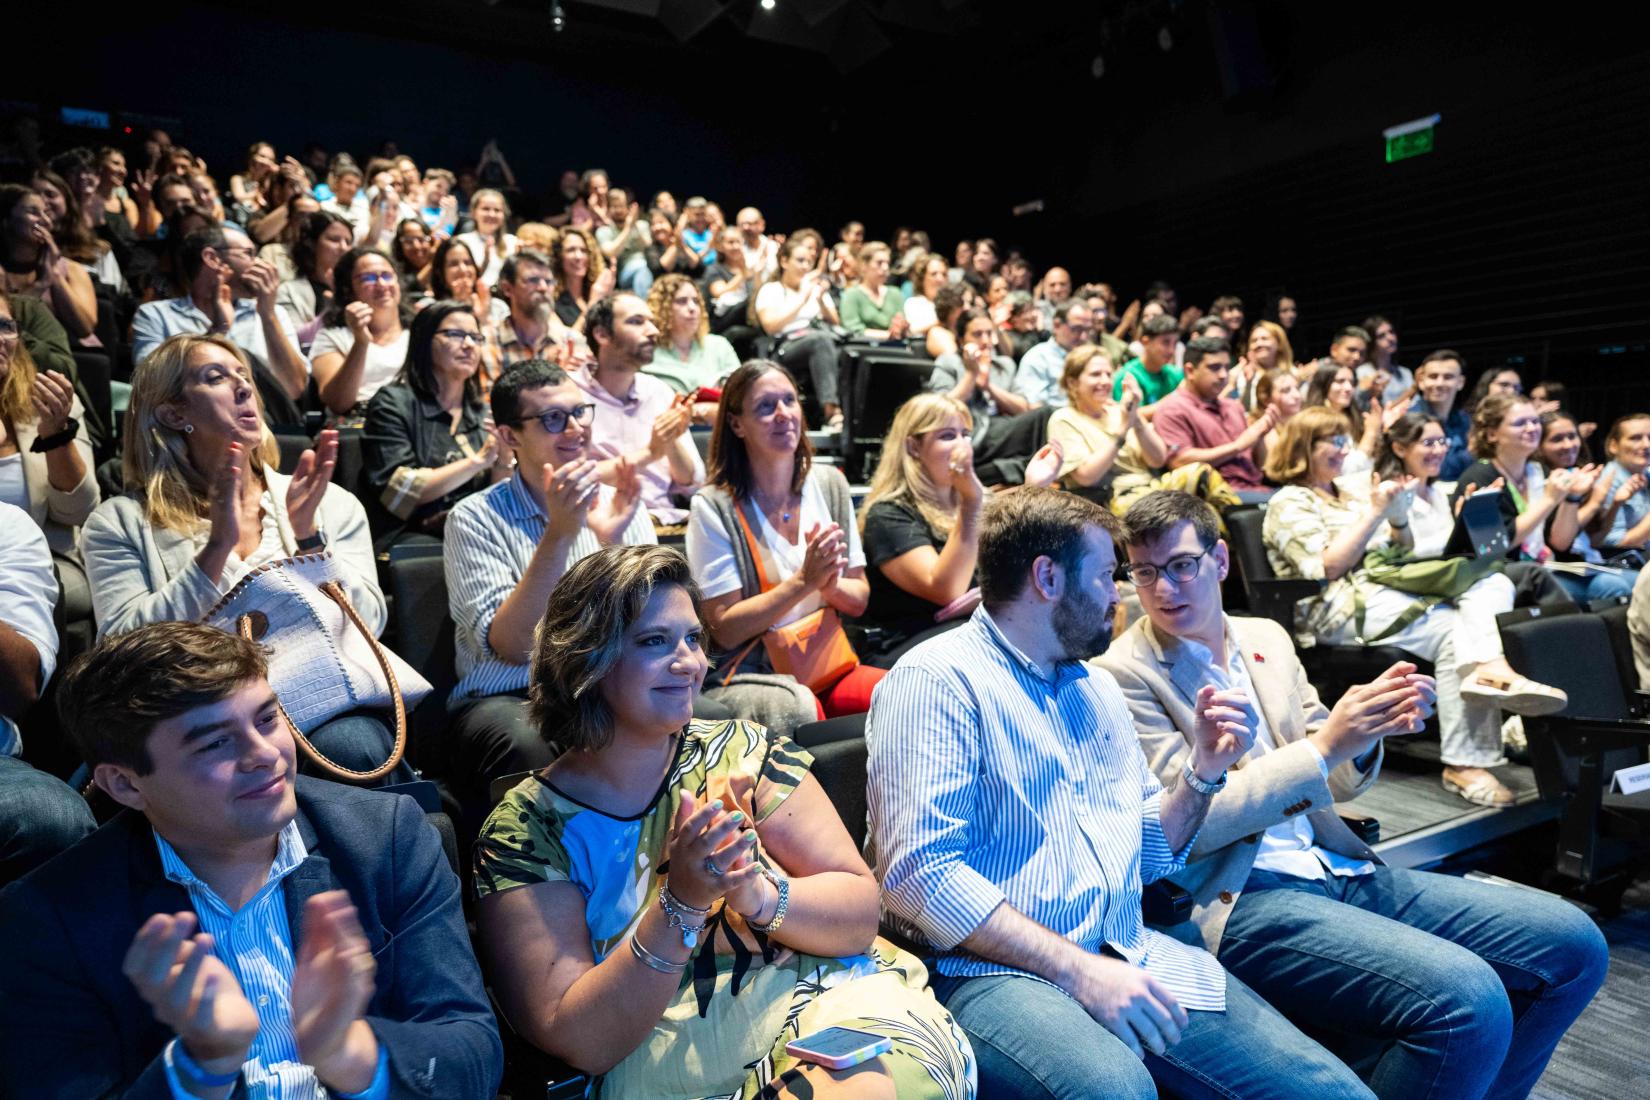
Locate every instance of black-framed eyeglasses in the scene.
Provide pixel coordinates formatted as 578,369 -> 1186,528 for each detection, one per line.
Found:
519,404 -> 595,434
434,329 -> 482,346
1118,546 -> 1212,587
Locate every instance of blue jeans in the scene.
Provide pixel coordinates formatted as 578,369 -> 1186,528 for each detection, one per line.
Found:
1552,568 -> 1635,606
933,967 -> 1372,1099
0,755 -> 96,886
301,711 -> 417,787
617,253 -> 654,295
1219,867 -> 1608,1100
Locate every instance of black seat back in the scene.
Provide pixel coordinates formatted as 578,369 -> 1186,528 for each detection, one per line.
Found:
1596,601 -> 1642,696
810,737 -> 869,852
384,542 -> 458,775
1500,612 -> 1630,721
1223,504 -> 1274,584
839,344 -> 933,482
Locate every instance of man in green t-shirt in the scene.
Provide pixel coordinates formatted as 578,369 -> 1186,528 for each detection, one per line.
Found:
1114,312 -> 1183,409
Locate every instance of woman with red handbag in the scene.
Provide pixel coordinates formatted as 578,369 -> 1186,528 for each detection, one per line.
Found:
686,361 -> 885,736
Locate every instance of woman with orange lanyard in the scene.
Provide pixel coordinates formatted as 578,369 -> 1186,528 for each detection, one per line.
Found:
687,361 -> 883,736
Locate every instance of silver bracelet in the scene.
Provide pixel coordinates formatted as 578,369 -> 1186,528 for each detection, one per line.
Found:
629,934 -> 686,974
747,868 -> 790,935
658,883 -> 710,949
1181,758 -> 1227,796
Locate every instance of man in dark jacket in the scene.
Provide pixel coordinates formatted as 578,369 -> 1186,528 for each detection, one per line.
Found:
0,621 -> 502,1099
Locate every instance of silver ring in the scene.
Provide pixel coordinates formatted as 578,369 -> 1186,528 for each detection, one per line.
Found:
703,856 -> 723,878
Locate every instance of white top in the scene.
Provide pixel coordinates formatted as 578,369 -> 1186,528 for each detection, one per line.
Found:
0,453 -> 26,514
901,295 -> 937,333
0,502 -> 58,756
686,472 -> 866,628
310,326 -> 411,405
1407,483 -> 1456,558
754,280 -> 833,337
455,231 -> 518,287
1196,636 -> 1375,882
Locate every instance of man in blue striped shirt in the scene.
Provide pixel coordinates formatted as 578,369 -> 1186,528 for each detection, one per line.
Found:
0,622 -> 502,1099
867,487 -> 1375,1099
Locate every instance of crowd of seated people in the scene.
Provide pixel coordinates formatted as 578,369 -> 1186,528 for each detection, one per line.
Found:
0,129 -> 1644,1098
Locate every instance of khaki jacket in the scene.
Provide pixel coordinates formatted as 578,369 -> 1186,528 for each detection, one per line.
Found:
1096,613 -> 1382,952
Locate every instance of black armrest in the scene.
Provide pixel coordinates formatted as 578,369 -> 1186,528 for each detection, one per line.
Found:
1143,879 -> 1193,926
1338,813 -> 1380,845
1632,691 -> 1650,720
1244,578 -> 1321,632
1543,716 -> 1650,752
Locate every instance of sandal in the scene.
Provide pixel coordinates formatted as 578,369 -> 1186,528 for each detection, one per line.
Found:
1459,674 -> 1567,717
1442,770 -> 1515,807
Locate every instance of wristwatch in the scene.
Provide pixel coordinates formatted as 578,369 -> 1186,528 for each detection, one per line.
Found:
1182,759 -> 1227,796
295,531 -> 327,552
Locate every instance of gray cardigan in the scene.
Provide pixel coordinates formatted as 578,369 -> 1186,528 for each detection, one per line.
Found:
695,464 -> 855,675
10,394 -> 99,556
81,468 -> 386,640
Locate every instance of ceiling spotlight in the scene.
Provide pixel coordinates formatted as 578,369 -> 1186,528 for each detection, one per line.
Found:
1157,25 -> 1173,51
550,0 -> 566,31
1091,55 -> 1105,79
760,0 -> 776,9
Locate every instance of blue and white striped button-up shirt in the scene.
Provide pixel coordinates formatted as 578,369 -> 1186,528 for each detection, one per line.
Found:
867,606 -> 1227,1011
444,468 -> 657,705
155,822 -> 388,1099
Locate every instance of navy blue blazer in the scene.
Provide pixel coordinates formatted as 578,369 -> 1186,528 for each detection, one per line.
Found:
0,778 -> 503,1099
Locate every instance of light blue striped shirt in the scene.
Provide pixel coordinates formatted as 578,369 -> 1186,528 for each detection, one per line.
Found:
866,606 -> 1227,1011
155,822 -> 388,1099
444,468 -> 656,705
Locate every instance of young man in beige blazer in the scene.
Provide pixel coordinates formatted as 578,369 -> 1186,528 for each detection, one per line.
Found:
1098,489 -> 1607,1099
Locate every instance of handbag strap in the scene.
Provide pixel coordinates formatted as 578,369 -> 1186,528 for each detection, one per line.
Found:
236,580 -> 408,783
720,502 -> 773,687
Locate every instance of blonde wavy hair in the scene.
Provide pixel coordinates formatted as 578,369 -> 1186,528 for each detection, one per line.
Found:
647,273 -> 709,345
124,334 -> 279,533
0,291 -> 40,426
861,392 -> 974,541
1245,319 -> 1295,372
1262,404 -> 1350,486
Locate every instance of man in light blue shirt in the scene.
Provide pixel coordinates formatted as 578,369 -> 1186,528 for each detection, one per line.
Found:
1011,299 -> 1095,408
130,225 -> 310,410
1101,490 -> 1607,1098
0,622 -> 502,1098
868,486 -> 1371,1099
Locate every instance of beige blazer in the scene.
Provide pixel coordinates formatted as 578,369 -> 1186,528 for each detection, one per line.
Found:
1096,613 -> 1382,952
8,395 -> 99,556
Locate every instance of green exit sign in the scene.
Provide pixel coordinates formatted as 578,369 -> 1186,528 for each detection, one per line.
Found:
1383,114 -> 1440,163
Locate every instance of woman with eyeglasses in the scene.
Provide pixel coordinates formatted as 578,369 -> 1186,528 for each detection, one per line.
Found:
312,247 -> 414,417
1263,406 -> 1566,807
361,302 -> 508,546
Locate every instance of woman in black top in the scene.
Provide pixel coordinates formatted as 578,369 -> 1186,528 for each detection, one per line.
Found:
361,300 -> 508,545
857,392 -> 985,667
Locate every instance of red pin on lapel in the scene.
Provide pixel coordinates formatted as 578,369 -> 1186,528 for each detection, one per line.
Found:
1253,653 -> 1265,663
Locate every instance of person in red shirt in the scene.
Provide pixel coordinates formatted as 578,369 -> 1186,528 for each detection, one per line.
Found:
1152,336 -> 1280,493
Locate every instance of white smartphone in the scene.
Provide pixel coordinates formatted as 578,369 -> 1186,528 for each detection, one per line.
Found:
783,1026 -> 894,1070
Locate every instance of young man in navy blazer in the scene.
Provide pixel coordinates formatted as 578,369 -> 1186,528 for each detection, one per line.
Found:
0,622 -> 502,1099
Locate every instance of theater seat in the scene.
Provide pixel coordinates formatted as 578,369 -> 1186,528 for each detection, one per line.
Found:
1500,609 -> 1650,911
382,541 -> 458,778
838,344 -> 934,483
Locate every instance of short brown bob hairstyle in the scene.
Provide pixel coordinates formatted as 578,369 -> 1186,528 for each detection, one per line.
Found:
529,545 -> 707,754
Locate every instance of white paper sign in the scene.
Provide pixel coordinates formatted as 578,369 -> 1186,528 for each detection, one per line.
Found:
1610,761 -> 1650,795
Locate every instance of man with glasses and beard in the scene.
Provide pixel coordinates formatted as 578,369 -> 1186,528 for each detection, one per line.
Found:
867,486 -> 1378,1100
491,249 -> 586,369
